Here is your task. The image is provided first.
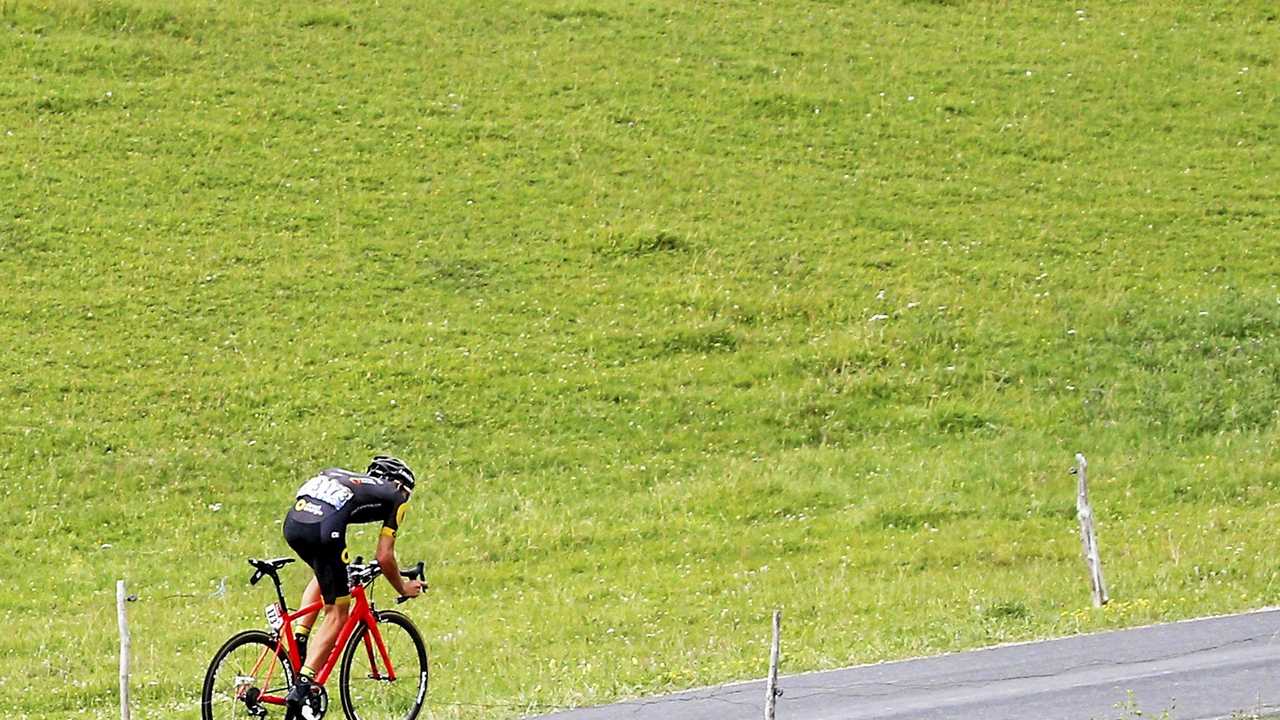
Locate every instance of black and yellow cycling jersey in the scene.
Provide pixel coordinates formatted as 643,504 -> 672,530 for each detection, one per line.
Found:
282,468 -> 409,604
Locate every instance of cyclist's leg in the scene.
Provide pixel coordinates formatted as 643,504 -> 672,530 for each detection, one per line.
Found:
301,595 -> 350,674
286,595 -> 349,719
297,532 -> 351,679
294,576 -> 322,634
283,512 -> 332,699
283,518 -> 323,618
290,576 -> 322,660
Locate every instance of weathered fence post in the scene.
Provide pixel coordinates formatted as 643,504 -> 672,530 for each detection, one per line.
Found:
117,580 -> 131,720
764,610 -> 782,720
1074,454 -> 1109,607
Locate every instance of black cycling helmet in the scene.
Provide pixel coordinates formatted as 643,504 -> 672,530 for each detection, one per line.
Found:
367,455 -> 416,492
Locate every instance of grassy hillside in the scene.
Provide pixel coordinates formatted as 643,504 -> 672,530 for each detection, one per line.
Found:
2,0 -> 1278,717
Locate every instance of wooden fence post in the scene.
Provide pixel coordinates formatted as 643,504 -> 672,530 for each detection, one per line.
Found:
117,580 -> 131,720
1074,454 -> 1109,607
764,610 -> 782,720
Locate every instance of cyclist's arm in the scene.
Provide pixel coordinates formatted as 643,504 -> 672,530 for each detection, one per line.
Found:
375,532 -> 416,596
375,496 -> 419,597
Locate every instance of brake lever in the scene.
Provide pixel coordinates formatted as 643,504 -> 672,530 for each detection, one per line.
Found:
391,560 -> 428,604
395,585 -> 428,604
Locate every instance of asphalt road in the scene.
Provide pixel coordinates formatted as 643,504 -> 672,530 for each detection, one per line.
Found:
532,609 -> 1280,720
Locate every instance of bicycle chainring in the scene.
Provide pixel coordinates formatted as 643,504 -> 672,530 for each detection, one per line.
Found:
240,686 -> 268,719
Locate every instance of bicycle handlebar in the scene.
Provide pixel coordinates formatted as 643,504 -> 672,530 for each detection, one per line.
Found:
395,561 -> 426,604
346,557 -> 428,603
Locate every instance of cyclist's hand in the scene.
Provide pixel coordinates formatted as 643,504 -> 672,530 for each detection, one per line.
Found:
401,579 -> 424,598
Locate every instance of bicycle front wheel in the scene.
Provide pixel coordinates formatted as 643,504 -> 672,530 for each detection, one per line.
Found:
202,629 -> 294,720
339,610 -> 428,720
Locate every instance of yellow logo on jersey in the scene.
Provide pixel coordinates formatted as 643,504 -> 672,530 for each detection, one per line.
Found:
396,503 -> 409,526
341,549 -> 351,564
295,499 -> 306,512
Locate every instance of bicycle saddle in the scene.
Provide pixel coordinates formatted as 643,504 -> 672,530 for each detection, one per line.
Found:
248,557 -> 296,573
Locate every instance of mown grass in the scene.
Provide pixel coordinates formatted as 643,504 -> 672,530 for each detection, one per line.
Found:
1,0 -> 1278,717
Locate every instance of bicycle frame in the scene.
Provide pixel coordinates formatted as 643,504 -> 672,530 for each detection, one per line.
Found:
253,582 -> 399,706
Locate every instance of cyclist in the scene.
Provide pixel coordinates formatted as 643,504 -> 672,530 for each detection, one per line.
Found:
281,455 -> 424,717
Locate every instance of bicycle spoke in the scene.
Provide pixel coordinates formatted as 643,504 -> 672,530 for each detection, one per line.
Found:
204,632 -> 292,719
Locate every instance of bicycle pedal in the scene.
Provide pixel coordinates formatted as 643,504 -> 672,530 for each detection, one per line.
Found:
301,684 -> 329,720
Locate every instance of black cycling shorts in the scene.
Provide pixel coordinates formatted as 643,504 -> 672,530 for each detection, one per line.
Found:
282,510 -> 350,605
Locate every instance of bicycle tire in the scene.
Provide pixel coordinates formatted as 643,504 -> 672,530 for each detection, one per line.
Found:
338,610 -> 428,720
202,629 -> 294,720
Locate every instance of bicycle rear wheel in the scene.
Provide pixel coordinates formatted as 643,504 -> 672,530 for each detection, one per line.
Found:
338,610 -> 428,720
202,629 -> 294,720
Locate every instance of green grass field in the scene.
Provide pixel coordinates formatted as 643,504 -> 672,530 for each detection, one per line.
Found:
2,0 -> 1278,717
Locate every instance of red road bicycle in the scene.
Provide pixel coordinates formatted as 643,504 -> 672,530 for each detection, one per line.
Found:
201,557 -> 429,720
